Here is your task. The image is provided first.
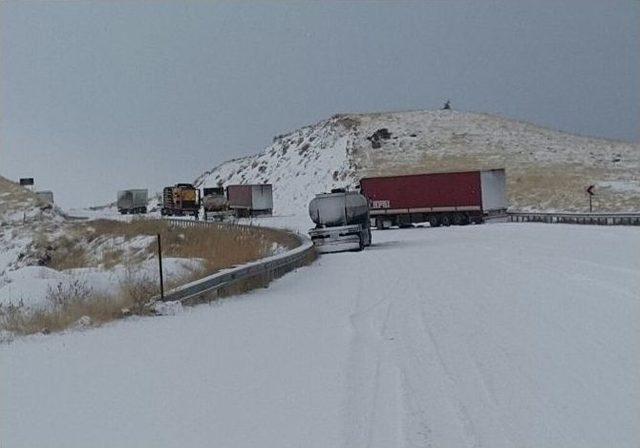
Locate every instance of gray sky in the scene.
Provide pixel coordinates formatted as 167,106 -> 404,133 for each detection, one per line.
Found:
2,1 -> 638,208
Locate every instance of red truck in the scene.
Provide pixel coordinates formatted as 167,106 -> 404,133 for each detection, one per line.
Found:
359,169 -> 507,229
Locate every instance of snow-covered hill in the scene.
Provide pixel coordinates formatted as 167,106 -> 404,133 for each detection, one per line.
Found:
196,110 -> 640,214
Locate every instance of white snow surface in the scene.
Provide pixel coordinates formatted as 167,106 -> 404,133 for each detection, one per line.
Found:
2,223 -> 639,447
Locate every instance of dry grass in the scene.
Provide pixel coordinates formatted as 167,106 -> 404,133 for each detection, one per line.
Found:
0,278 -> 156,335
80,218 -> 299,273
29,218 -> 298,274
3,219 -> 303,336
180,246 -> 317,307
44,235 -> 91,270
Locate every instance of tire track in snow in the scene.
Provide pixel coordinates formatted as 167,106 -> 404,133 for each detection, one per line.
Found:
342,251 -> 403,448
418,307 -> 481,447
342,226 -> 638,447
379,241 -> 516,448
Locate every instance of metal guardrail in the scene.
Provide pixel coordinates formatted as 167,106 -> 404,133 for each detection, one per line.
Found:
157,219 -> 315,304
508,212 -> 640,226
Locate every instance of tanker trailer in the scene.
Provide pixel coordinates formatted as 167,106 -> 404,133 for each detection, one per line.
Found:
308,189 -> 372,253
202,187 -> 232,221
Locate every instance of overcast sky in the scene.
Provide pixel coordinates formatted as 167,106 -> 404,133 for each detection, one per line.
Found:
2,1 -> 638,208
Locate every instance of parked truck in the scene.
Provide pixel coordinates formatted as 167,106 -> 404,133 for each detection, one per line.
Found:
308,189 -> 372,253
226,184 -> 273,217
117,189 -> 148,214
359,169 -> 507,229
36,190 -> 54,205
161,183 -> 200,218
202,187 -> 233,221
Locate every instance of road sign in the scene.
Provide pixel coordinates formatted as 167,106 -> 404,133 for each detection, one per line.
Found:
586,185 -> 595,212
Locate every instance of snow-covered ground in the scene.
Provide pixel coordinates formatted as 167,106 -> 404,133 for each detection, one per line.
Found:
0,258 -> 203,309
3,223 -> 638,447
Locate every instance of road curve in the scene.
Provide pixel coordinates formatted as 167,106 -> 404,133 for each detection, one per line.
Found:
2,223 -> 639,447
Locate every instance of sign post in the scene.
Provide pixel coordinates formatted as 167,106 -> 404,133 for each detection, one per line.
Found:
157,234 -> 164,300
586,185 -> 595,213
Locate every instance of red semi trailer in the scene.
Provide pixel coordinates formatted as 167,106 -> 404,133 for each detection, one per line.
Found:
359,169 -> 507,229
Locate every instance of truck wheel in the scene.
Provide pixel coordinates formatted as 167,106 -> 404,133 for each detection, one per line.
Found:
440,215 -> 451,227
428,215 -> 440,228
452,213 -> 464,226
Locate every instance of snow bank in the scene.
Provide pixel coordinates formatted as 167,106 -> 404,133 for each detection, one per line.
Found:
0,258 -> 204,309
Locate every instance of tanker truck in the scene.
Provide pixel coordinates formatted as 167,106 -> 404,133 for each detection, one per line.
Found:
308,189 -> 372,253
202,187 -> 233,221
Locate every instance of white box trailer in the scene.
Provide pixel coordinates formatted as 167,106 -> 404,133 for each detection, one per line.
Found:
480,169 -> 508,216
226,184 -> 273,217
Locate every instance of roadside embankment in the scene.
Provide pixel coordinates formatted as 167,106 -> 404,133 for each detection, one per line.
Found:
1,218 -> 304,337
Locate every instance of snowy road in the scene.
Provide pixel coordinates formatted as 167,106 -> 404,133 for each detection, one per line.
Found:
2,223 -> 639,447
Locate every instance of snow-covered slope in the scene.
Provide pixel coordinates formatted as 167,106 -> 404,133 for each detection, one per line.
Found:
197,118 -> 356,217
0,177 -> 198,310
3,223 -> 638,447
0,176 -> 66,278
196,110 -> 640,214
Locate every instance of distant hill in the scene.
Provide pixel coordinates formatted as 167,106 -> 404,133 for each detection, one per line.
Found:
0,176 -> 64,225
196,110 -> 640,215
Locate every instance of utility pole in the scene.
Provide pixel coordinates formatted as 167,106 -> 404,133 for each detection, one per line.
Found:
157,234 -> 164,299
